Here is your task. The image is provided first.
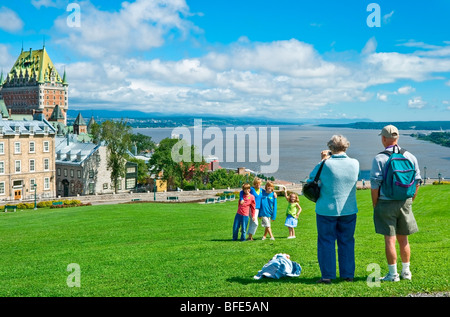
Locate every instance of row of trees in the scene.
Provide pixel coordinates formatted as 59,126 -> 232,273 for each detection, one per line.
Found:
91,119 -> 253,192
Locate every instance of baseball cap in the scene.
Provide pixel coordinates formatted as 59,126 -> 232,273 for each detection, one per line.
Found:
379,125 -> 399,139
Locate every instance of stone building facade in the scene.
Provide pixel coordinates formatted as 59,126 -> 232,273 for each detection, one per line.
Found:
0,119 -> 56,201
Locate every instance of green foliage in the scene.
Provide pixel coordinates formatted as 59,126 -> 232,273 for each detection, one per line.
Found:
148,138 -> 207,190
98,119 -> 133,193
416,132 -> 450,147
208,168 -> 254,189
130,133 -> 155,153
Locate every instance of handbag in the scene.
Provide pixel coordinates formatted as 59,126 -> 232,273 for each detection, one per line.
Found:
302,160 -> 325,203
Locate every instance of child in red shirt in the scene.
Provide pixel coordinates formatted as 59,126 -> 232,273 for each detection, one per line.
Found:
232,183 -> 256,241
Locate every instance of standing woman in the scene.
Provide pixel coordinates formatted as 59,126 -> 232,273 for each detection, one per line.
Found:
307,135 -> 359,284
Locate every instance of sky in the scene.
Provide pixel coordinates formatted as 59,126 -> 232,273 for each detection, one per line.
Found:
0,0 -> 449,122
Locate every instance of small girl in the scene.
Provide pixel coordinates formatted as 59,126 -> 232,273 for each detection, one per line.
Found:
284,188 -> 302,239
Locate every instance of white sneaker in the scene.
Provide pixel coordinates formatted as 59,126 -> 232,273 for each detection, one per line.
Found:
401,271 -> 412,280
381,273 -> 400,282
270,237 -> 275,241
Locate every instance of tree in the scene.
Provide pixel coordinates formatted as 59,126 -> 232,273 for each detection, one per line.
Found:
148,138 -> 206,190
130,133 -> 156,154
99,120 -> 132,193
128,157 -> 149,184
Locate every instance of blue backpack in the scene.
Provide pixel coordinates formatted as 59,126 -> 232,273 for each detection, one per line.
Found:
380,146 -> 417,200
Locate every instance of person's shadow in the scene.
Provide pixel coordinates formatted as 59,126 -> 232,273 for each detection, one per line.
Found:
227,276 -> 366,284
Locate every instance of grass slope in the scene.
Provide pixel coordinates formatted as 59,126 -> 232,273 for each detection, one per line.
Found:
0,186 -> 449,297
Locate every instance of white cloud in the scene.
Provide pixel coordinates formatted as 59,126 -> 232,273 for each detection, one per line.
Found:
53,0 -> 195,58
0,7 -> 24,33
365,52 -> 450,82
362,37 -> 377,55
0,44 -> 16,71
31,0 -> 64,9
377,93 -> 388,102
44,0 -> 450,120
446,80 -> 450,86
397,86 -> 415,94
408,97 -> 427,109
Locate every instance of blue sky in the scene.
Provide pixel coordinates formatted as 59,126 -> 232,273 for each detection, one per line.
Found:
0,0 -> 449,122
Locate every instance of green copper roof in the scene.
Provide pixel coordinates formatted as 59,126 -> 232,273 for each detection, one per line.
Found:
0,99 -> 9,118
8,47 -> 66,85
49,104 -> 65,120
74,112 -> 87,126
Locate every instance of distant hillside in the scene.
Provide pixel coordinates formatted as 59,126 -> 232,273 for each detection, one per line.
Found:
318,121 -> 450,131
66,109 -> 373,127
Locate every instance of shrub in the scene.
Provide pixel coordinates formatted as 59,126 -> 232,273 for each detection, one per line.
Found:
37,201 -> 52,208
432,181 -> 450,185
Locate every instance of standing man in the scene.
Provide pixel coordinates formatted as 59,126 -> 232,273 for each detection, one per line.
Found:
370,125 -> 422,282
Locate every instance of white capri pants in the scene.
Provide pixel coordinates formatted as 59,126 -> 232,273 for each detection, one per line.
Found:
248,209 -> 259,235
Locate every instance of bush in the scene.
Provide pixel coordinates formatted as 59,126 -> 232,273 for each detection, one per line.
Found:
37,201 -> 52,208
432,181 -> 450,185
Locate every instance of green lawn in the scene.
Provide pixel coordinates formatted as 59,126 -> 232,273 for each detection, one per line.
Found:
0,185 -> 448,297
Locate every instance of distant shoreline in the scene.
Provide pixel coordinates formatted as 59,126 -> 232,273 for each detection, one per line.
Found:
318,121 -> 450,131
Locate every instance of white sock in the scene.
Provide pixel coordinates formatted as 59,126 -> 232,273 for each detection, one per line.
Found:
402,262 -> 410,273
388,264 -> 397,275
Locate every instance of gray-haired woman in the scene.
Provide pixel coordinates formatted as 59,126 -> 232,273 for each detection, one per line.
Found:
307,135 -> 360,284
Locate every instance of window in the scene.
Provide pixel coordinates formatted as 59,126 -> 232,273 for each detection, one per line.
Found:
0,161 -> 3,174
44,158 -> 49,171
70,169 -> 74,178
30,179 -> 35,191
14,142 -> 21,154
15,160 -> 21,173
77,170 -> 81,178
127,167 -> 136,173
0,182 -> 4,195
44,177 -> 50,190
0,142 -> 4,154
64,169 -> 67,177
43,141 -> 49,152
126,178 -> 136,189
29,141 -> 35,153
57,168 -> 61,176
29,159 -> 35,172
89,169 -> 94,178
103,183 -> 108,190
89,183 -> 95,195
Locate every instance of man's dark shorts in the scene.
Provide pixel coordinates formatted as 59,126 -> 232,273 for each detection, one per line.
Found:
374,198 -> 418,236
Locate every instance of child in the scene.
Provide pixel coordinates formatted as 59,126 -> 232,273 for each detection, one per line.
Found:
284,188 -> 302,239
232,183 -> 256,241
239,178 -> 263,240
259,182 -> 277,240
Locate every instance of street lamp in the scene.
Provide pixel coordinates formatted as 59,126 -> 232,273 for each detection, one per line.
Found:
438,173 -> 442,184
423,166 -> 427,185
33,183 -> 37,210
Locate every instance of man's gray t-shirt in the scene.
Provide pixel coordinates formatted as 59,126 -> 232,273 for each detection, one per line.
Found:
370,145 -> 422,200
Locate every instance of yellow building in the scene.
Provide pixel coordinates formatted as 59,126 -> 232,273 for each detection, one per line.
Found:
0,119 -> 56,201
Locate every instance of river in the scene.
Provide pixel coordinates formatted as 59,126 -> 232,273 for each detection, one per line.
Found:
133,125 -> 450,183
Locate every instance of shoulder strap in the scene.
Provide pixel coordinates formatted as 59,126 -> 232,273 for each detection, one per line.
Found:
314,160 -> 326,182
379,145 -> 407,156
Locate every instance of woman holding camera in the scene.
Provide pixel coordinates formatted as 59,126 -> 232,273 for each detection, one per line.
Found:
307,135 -> 359,284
